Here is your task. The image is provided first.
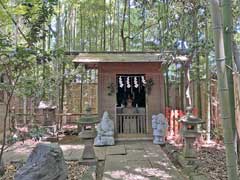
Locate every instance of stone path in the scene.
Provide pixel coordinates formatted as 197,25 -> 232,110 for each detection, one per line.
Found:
2,139 -> 186,180
101,141 -> 187,180
2,140 -> 85,163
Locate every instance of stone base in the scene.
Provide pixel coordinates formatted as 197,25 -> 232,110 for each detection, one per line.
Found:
81,166 -> 96,180
177,154 -> 198,175
43,136 -> 58,142
153,136 -> 166,145
79,158 -> 97,166
79,131 -> 96,139
82,144 -> 96,159
190,174 -> 209,180
94,136 -> 114,146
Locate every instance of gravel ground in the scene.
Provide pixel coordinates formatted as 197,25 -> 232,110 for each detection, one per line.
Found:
163,141 -> 240,180
0,161 -> 88,180
197,146 -> 240,180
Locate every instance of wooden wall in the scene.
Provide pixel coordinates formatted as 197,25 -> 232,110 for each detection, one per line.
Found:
66,83 -> 98,113
98,62 -> 165,136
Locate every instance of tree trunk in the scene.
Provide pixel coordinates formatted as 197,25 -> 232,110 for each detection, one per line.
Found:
88,22 -> 92,51
165,67 -> 169,107
109,0 -> 112,51
73,8 -> 76,50
95,18 -> 99,51
141,0 -> 146,52
180,63 -> 184,111
59,62 -> 65,129
128,0 -> 131,51
192,4 -> 202,118
80,14 -> 84,51
112,0 -> 117,51
121,0 -> 127,52
0,92 -> 14,165
117,0 -> 120,51
205,19 -> 211,142
103,0 -> 106,51
233,41 -> 240,72
222,0 -> 236,139
209,1 -> 238,179
23,96 -> 27,124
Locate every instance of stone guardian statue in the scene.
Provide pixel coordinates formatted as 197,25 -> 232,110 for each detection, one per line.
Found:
94,111 -> 115,146
152,113 -> 168,145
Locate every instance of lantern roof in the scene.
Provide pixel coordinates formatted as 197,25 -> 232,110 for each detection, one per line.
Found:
179,107 -> 204,124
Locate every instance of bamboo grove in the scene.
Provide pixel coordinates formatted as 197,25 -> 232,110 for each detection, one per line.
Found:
0,0 -> 240,179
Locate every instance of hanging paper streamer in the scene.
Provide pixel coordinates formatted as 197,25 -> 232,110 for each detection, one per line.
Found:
134,76 -> 139,88
131,77 -> 133,94
119,76 -> 124,88
141,76 -> 146,84
127,77 -> 131,88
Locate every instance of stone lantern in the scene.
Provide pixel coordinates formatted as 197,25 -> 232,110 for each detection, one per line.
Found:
179,107 -> 204,159
78,107 -> 99,165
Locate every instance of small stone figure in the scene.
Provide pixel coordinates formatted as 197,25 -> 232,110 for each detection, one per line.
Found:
94,111 -> 115,146
126,95 -> 133,108
152,113 -> 168,145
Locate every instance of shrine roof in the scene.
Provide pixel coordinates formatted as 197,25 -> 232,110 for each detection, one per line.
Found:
71,52 -> 189,63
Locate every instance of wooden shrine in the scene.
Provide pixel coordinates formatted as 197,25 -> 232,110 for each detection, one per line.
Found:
72,52 -> 186,139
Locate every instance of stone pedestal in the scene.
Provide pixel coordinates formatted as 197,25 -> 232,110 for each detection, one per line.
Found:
78,113 -> 99,166
152,113 -> 168,145
183,136 -> 196,158
177,153 -> 198,175
80,139 -> 97,166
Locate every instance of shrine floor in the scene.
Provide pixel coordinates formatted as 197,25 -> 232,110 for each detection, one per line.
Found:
2,138 -> 187,180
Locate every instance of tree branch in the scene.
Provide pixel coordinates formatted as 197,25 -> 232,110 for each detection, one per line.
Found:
0,0 -> 31,46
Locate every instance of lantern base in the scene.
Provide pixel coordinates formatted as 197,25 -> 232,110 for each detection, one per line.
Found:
177,154 -> 198,175
183,137 -> 197,158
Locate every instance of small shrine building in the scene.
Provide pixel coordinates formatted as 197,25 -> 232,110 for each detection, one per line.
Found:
72,52 -> 186,139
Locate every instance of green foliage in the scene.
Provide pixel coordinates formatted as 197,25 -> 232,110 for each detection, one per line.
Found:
0,0 -> 62,103
6,134 -> 18,145
211,126 -> 224,141
13,0 -> 57,45
29,126 -> 46,141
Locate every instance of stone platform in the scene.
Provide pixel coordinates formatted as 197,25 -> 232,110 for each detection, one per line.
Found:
100,141 -> 187,180
2,139 -> 187,180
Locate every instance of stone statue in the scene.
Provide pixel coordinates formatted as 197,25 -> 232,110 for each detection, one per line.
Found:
152,113 -> 168,145
94,111 -> 115,146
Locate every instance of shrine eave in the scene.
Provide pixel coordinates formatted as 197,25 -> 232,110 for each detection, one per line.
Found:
70,52 -> 189,64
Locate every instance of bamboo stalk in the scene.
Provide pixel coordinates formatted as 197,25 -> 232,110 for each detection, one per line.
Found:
222,0 -> 236,139
209,1 -> 238,179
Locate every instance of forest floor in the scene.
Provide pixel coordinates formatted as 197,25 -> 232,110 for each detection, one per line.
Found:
0,137 -> 88,180
163,139 -> 240,180
1,137 -> 187,180
1,136 -> 239,180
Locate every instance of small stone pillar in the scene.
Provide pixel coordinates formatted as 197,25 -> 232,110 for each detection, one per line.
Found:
152,113 -> 168,145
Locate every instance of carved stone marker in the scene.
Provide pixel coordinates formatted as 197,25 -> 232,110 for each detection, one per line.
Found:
94,111 -> 115,146
152,113 -> 168,145
15,143 -> 67,180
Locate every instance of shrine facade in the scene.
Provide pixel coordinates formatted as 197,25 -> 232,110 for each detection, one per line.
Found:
73,53 -> 166,139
